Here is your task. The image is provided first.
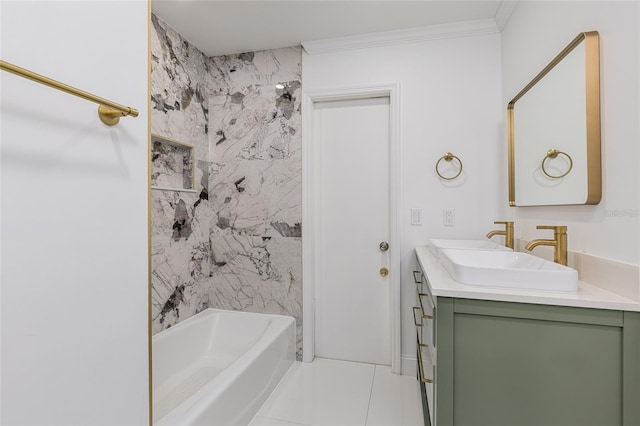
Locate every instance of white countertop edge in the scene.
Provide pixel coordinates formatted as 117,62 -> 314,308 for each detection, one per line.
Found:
415,246 -> 640,312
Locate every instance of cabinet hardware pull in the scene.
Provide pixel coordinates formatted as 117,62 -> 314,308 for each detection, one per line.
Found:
413,270 -> 422,284
418,293 -> 433,319
413,307 -> 423,327
417,343 -> 433,383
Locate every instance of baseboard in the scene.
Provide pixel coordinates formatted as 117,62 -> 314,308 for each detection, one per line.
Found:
401,354 -> 417,376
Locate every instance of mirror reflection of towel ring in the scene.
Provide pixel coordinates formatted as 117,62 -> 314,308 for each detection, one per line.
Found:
436,152 -> 463,180
541,149 -> 573,179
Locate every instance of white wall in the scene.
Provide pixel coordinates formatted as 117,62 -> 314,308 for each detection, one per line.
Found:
1,1 -> 149,425
501,1 -> 640,265
303,31 -> 503,371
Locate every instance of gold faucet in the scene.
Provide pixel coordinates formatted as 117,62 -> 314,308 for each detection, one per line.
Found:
486,221 -> 514,249
525,225 -> 568,265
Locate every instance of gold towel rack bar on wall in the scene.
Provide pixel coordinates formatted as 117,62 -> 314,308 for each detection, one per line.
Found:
0,60 -> 139,126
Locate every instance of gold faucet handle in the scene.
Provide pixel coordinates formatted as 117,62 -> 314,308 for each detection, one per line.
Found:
536,225 -> 567,233
494,221 -> 513,226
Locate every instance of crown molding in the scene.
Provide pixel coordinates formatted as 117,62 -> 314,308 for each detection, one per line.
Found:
302,18 -> 500,55
495,0 -> 520,31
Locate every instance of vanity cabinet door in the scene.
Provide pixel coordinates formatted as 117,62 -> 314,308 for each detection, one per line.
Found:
433,298 -> 640,426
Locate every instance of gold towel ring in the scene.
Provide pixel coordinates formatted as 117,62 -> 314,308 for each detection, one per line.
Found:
541,149 -> 573,179
436,152 -> 463,180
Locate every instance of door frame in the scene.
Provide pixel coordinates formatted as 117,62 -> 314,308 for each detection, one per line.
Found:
302,83 -> 401,373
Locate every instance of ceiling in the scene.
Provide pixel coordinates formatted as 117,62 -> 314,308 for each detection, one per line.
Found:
152,1 -> 507,57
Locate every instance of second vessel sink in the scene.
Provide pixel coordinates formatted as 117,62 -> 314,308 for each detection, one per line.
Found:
429,238 -> 512,258
439,248 -> 578,292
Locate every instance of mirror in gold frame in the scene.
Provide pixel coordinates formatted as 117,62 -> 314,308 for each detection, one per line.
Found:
508,31 -> 601,206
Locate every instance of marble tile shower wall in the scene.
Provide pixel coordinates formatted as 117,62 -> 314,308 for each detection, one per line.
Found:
151,15 -> 212,333
209,47 -> 303,359
150,15 -> 303,358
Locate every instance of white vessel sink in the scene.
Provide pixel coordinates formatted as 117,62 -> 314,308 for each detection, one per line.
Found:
439,249 -> 578,292
429,238 -> 512,259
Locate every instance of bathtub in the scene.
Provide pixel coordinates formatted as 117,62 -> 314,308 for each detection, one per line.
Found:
153,309 -> 296,426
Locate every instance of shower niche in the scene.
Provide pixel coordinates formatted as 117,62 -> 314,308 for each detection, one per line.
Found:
151,134 -> 195,192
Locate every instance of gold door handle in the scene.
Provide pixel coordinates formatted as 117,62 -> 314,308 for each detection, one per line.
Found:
379,267 -> 389,277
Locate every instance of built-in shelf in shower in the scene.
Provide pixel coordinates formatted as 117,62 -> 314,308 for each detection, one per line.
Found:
151,134 -> 195,192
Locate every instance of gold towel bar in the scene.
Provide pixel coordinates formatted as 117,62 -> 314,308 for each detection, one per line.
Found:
1,60 -> 139,126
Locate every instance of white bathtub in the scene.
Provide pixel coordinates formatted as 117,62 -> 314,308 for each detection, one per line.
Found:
153,308 -> 296,426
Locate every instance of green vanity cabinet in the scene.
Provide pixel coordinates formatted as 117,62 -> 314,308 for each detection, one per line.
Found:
416,284 -> 640,426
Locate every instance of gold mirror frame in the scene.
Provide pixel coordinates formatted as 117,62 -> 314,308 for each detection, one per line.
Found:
508,31 -> 601,206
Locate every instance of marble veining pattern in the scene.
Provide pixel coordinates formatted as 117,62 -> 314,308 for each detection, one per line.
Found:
209,47 -> 303,358
151,190 -> 211,333
209,235 -> 303,359
151,14 -> 212,333
210,48 -> 302,95
151,15 -> 303,359
210,52 -> 302,238
151,13 -> 210,192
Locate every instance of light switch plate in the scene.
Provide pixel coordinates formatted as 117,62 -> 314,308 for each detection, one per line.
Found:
411,208 -> 422,226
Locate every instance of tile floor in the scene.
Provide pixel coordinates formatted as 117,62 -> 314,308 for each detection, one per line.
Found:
249,358 -> 425,426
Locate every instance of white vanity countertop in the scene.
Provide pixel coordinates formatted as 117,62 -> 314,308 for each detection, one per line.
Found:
415,246 -> 640,312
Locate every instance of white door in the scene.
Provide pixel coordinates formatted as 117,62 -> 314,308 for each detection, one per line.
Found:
314,96 -> 391,365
